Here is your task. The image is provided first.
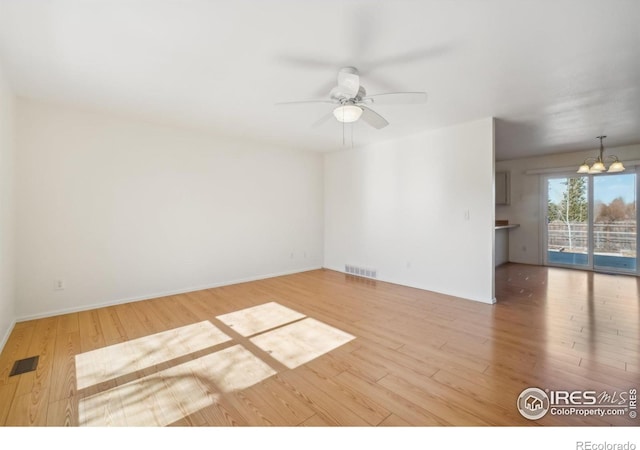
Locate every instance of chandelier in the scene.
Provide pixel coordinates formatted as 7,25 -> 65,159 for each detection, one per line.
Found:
577,136 -> 625,174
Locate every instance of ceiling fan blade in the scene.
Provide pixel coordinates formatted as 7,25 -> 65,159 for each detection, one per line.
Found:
337,67 -> 360,97
276,99 -> 338,106
363,92 -> 428,105
360,105 -> 389,129
311,111 -> 335,128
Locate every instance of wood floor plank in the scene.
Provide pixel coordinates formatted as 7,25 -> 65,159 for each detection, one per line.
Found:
299,413 -> 333,426
429,369 -> 538,426
56,313 -> 79,335
4,391 -> 49,426
295,365 -> 390,425
304,353 -> 349,379
9,316 -> 58,424
397,342 -> 491,374
378,413 -> 411,426
47,396 -> 78,426
251,377 -> 316,425
332,352 -> 389,383
96,307 -> 129,346
351,343 -> 439,385
131,300 -> 171,335
334,370 -> 447,426
377,373 -> 495,426
222,390 -> 283,426
77,310 -> 106,353
275,371 -> 369,426
49,331 -> 80,402
78,381 -> 128,426
0,265 -> 637,426
195,398 -> 249,426
163,295 -> 204,326
112,302 -> 152,341
147,297 -> 188,330
0,383 -> 17,425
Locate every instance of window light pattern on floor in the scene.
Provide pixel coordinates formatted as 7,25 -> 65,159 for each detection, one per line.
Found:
76,302 -> 354,426
79,345 -> 276,426
75,321 -> 231,389
250,317 -> 355,369
216,301 -> 305,336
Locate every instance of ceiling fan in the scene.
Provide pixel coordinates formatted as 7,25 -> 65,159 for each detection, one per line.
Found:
276,66 -> 428,130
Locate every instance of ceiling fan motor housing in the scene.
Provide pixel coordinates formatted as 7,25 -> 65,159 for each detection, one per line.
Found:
330,85 -> 367,103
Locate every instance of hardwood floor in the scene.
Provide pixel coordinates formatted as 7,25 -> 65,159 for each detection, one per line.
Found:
0,264 -> 638,426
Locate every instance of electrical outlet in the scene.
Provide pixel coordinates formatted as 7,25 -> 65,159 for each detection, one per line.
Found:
54,279 -> 65,290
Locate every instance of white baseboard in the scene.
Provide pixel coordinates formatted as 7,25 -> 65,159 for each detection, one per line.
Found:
0,319 -> 17,355
323,264 -> 496,305
15,266 -> 323,323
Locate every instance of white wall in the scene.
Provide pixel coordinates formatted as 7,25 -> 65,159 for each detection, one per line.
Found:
324,117 -> 496,304
496,144 -> 640,265
15,99 -> 324,319
0,64 -> 16,348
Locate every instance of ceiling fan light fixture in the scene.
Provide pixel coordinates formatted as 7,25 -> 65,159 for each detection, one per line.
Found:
333,104 -> 363,123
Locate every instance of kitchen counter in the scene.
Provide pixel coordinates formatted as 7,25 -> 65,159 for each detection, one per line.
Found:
495,224 -> 520,230
495,224 -> 519,266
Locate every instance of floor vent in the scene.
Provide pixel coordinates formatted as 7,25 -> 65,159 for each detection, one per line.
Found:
10,356 -> 39,377
345,264 -> 377,279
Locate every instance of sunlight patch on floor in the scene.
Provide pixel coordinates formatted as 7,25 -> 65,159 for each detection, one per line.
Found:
216,301 -> 305,336
76,302 -> 355,426
75,321 -> 231,389
79,344 -> 276,426
250,317 -> 355,369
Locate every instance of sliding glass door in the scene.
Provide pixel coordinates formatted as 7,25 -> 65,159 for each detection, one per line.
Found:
546,176 -> 590,267
593,173 -> 637,272
545,172 -> 637,274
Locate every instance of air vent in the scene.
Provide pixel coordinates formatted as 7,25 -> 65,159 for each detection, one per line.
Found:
345,264 -> 377,279
10,356 -> 39,377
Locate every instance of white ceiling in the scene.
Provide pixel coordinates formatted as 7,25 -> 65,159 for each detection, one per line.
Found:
1,0 -> 639,160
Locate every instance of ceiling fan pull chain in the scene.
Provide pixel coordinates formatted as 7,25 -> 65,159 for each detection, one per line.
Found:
342,114 -> 345,146
351,123 -> 354,148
